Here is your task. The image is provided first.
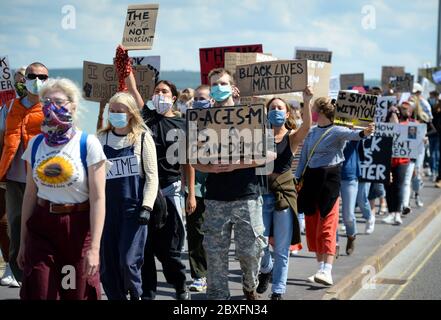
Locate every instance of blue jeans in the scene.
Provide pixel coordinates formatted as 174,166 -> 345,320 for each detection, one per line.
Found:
357,182 -> 372,220
429,135 -> 440,174
340,180 -> 358,236
260,194 -> 293,294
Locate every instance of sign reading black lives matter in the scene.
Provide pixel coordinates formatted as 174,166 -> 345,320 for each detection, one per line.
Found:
122,4 -> 159,50
186,105 -> 267,163
235,60 -> 308,97
334,91 -> 377,129
359,136 -> 393,183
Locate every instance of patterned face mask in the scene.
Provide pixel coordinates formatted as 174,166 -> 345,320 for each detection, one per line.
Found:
41,103 -> 75,147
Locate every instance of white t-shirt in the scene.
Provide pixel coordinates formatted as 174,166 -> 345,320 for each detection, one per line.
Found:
22,131 -> 107,204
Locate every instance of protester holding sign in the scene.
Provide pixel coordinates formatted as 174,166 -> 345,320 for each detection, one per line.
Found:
17,78 -> 107,299
192,68 -> 267,300
118,45 -> 194,300
256,87 -> 313,300
97,92 -> 158,300
296,97 -> 375,286
0,62 -> 49,285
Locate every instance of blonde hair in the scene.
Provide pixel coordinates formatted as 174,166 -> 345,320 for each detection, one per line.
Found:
313,97 -> 335,121
410,96 -> 430,123
39,78 -> 82,123
99,92 -> 147,144
208,68 -> 235,85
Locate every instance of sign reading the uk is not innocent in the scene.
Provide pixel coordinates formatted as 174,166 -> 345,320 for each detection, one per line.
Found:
122,4 -> 159,50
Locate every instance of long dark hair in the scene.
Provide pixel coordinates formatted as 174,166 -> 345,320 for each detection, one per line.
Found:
155,80 -> 179,103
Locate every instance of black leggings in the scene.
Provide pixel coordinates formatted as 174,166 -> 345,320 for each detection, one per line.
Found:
385,163 -> 409,213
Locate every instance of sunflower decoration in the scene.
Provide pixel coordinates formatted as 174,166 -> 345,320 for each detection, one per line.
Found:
36,156 -> 74,185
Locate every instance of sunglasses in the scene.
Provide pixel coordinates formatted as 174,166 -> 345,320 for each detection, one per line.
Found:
26,73 -> 49,81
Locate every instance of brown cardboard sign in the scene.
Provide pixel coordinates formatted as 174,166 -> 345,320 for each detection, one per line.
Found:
224,52 -> 277,78
186,104 -> 267,163
295,49 -> 332,63
82,61 -> 155,102
122,4 -> 159,50
340,73 -> 364,90
381,66 -> 405,89
334,91 -> 377,128
236,60 -> 308,97
389,73 -> 414,93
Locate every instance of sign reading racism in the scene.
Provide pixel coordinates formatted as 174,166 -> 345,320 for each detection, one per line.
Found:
381,66 -> 405,89
295,48 -> 332,63
340,73 -> 364,90
389,73 -> 414,93
224,52 -> 277,78
334,91 -> 377,128
359,136 -> 393,183
235,60 -> 308,97
82,61 -> 155,102
186,105 -> 266,163
199,44 -> 263,85
375,96 -> 397,123
0,56 -> 15,105
122,4 -> 159,50
375,122 -> 427,159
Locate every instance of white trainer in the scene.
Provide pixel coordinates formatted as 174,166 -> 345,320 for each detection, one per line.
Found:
365,215 -> 376,234
0,263 -> 14,286
382,213 -> 395,225
307,274 -> 317,283
314,271 -> 333,286
394,213 -> 403,225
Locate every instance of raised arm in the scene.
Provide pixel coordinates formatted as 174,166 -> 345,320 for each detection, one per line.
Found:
290,86 -> 313,154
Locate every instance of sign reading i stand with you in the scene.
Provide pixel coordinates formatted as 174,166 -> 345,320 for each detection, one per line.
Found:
235,60 -> 308,97
359,136 -> 393,183
0,56 -> 15,105
122,4 -> 159,50
334,91 -> 377,129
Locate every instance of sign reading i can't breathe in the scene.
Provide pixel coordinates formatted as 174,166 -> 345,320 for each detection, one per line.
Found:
199,44 -> 263,85
122,4 -> 159,50
334,91 -> 377,129
186,105 -> 267,164
235,60 -> 308,97
0,56 -> 15,105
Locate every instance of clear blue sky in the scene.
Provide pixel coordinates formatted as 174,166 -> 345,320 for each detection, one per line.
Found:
1,0 -> 438,79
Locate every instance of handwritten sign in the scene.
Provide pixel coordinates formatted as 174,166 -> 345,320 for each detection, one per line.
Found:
199,44 -> 263,85
295,48 -> 332,63
106,155 -> 139,180
381,66 -> 405,90
340,73 -> 364,90
334,91 -> 377,128
389,73 -> 414,93
0,56 -> 15,105
224,52 -> 277,78
359,136 -> 393,183
186,105 -> 266,163
82,61 -> 155,102
236,60 -> 308,97
375,122 -> 427,159
375,96 -> 397,123
122,4 -> 159,50
131,55 -> 160,82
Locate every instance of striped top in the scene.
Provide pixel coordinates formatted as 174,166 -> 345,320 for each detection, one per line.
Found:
295,125 -> 364,178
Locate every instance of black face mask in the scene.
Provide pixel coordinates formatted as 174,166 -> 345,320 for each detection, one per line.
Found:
399,108 -> 409,120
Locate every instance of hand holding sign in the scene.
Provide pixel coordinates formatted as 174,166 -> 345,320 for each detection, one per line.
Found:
363,123 -> 375,137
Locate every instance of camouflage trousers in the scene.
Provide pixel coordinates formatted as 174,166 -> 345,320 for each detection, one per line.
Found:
203,197 -> 267,300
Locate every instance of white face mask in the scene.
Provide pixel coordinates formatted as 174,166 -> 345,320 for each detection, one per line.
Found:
152,94 -> 173,114
25,78 -> 44,96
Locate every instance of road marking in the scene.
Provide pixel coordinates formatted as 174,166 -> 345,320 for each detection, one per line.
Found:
390,239 -> 441,300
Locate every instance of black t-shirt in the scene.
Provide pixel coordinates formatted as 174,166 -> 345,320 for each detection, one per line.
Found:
142,105 -> 186,189
205,168 -> 259,201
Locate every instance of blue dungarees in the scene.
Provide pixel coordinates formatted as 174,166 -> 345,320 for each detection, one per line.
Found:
100,132 -> 147,300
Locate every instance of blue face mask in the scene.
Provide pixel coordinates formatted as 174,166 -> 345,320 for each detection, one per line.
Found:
268,109 -> 286,127
210,85 -> 232,102
193,99 -> 212,109
109,112 -> 128,128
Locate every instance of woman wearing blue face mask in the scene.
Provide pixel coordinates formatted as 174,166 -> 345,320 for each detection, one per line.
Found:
97,92 -> 158,300
256,88 -> 313,300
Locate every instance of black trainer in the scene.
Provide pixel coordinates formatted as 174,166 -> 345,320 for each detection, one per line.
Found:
270,293 -> 283,300
256,272 -> 271,294
176,289 -> 191,300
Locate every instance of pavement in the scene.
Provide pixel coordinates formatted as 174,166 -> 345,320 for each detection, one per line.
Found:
1,176 -> 441,300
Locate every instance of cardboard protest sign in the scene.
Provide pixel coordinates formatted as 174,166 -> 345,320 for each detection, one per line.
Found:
186,105 -> 267,163
0,56 -> 15,105
122,4 -> 159,50
131,55 -> 160,82
340,73 -> 364,90
235,60 -> 308,97
82,61 -> 155,102
382,66 -> 405,89
334,91 -> 377,128
389,73 -> 414,93
199,44 -> 263,85
224,52 -> 277,78
375,122 -> 427,159
295,48 -> 332,63
106,155 -> 139,180
359,136 -> 393,183
307,60 -> 332,99
375,96 -> 397,123
239,96 -> 270,106
329,76 -> 340,100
